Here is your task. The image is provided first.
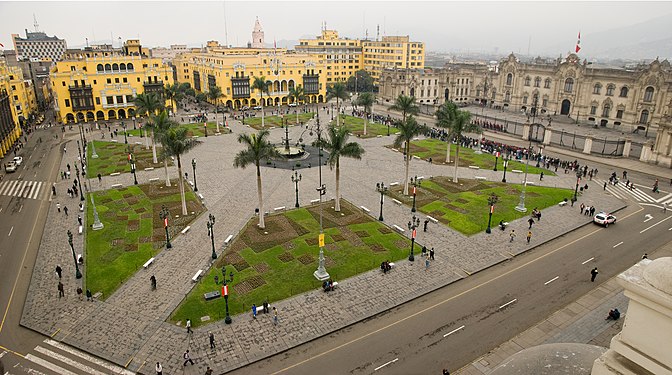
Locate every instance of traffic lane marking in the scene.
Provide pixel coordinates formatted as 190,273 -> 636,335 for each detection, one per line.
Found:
499,299 -> 517,309
640,214 -> 672,233
613,241 -> 623,248
8,226 -> 13,237
34,346 -> 107,375
25,353 -> 78,375
443,325 -> 465,338
374,358 -> 398,371
544,276 -> 559,285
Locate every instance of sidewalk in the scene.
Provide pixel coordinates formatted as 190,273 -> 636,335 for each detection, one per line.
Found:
20,110 -> 627,375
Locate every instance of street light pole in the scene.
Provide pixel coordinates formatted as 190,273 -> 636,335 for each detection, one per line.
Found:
502,154 -> 509,183
207,214 -> 217,259
410,176 -> 421,213
493,151 -> 499,171
222,265 -> 233,324
515,97 -> 538,213
407,215 -> 420,262
376,182 -> 388,221
292,171 -> 301,208
313,115 -> 330,281
123,123 -> 128,144
192,158 -> 198,192
128,150 -> 138,185
160,205 -> 172,249
67,230 -> 82,279
485,193 -> 498,234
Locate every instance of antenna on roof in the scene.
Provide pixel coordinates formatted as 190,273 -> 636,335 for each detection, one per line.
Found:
33,14 -> 39,32
365,29 -> 368,41
223,2 -> 229,47
376,24 -> 379,42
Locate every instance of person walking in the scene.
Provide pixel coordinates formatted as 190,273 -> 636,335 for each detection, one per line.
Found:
580,203 -> 585,215
540,172 -> 544,181
209,332 -> 215,349
423,219 -> 429,232
150,275 -> 157,290
252,304 -> 257,319
509,229 -> 516,242
273,306 -> 278,325
527,231 -> 532,244
155,362 -> 163,375
186,318 -> 192,334
182,350 -> 194,366
57,281 -> 64,298
663,203 -> 667,213
55,265 -> 62,278
57,202 -> 61,212
77,215 -> 83,226
425,252 -> 430,270
429,247 -> 435,260
528,217 -> 534,229
205,366 -> 213,375
86,289 -> 92,301
591,267 -> 599,282
63,206 -> 69,216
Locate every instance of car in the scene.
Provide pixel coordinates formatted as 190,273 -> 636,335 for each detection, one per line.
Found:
4,161 -> 17,173
252,106 -> 262,110
288,103 -> 298,107
13,156 -> 23,166
241,106 -> 250,111
593,212 -> 616,227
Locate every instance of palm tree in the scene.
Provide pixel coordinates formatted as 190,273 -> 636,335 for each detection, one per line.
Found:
288,86 -> 305,125
355,92 -> 375,136
164,83 -> 183,116
389,94 -> 419,122
443,110 -> 478,184
393,116 -> 426,195
207,86 -> 224,133
134,93 -> 163,163
162,127 -> 201,215
316,125 -> 365,212
435,101 -> 459,164
152,111 -> 176,187
251,76 -> 270,128
326,83 -> 348,127
233,130 -> 280,229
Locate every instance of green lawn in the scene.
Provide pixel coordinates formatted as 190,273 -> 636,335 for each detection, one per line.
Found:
388,177 -> 572,235
85,182 -> 205,299
335,115 -> 393,138
392,138 -> 555,176
170,200 -> 412,327
125,121 -> 230,139
245,112 -> 316,129
87,141 -> 162,176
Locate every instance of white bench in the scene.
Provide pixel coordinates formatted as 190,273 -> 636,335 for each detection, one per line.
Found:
79,205 -> 84,212
78,225 -> 83,235
181,226 -> 191,234
274,206 -> 286,212
145,167 -> 154,171
392,198 -> 402,205
475,176 -> 487,181
511,169 -> 523,174
149,177 -> 159,182
135,141 -> 143,145
523,181 -> 535,186
393,225 -> 405,233
110,172 -> 120,176
310,199 -> 320,204
417,176 -> 425,181
426,216 -> 438,223
192,270 -> 203,282
77,254 -> 83,264
412,155 -> 420,160
468,165 -> 480,170
143,257 -> 155,269
198,193 -> 204,200
389,182 -> 399,186
360,206 -> 370,213
558,201 -> 568,207
111,183 -> 122,188
224,234 -> 233,245
188,181 -> 194,187
111,139 -> 118,143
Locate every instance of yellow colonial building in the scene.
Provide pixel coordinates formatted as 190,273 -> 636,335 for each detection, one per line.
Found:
50,52 -> 173,124
174,48 -> 328,109
362,36 -> 425,83
0,60 -> 37,157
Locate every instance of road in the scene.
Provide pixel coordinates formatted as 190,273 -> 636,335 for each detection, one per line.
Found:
229,203 -> 671,375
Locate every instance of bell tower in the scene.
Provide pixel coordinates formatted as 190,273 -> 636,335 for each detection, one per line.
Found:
251,17 -> 264,48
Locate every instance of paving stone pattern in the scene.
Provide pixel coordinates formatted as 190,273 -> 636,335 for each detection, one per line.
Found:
21,108 -> 629,374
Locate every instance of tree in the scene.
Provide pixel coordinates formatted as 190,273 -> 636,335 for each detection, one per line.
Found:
389,94 -> 419,122
195,92 -> 207,103
346,70 -> 375,93
162,127 -> 201,215
134,93 -> 163,163
152,111 -> 176,187
251,76 -> 270,128
355,92 -> 375,136
164,83 -> 183,116
392,116 -> 426,195
233,130 -> 280,229
288,85 -> 305,125
207,86 -> 224,132
435,101 -> 459,164
327,82 -> 348,127
442,110 -> 478,184
316,125 -> 365,212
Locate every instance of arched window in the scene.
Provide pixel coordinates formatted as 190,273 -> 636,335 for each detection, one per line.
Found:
523,96 -> 528,104
112,63 -> 119,71
104,64 -> 111,71
120,63 -> 126,71
593,83 -> 602,94
524,76 -> 531,86
619,87 -> 628,98
506,73 -> 513,85
504,91 -> 511,102
606,84 -> 615,96
564,78 -> 574,93
534,77 -> 541,87
127,63 -> 134,71
602,104 -> 611,118
97,64 -> 104,72
644,86 -> 654,102
639,110 -> 649,124
544,78 -> 551,88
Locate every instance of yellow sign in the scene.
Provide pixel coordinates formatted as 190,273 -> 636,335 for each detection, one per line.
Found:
318,233 -> 325,247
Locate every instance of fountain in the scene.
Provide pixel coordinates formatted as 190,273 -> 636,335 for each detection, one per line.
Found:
275,124 -> 305,159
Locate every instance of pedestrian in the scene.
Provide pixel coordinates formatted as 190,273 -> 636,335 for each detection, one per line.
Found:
64,206 -> 68,216
183,350 -> 194,366
527,231 -> 532,243
57,202 -> 61,212
52,184 -> 56,196
86,289 -> 92,301
509,229 -> 516,242
150,275 -> 157,290
430,247 -> 435,260
209,331 -> 215,349
155,362 -> 163,375
186,318 -> 192,334
580,203 -> 585,215
423,219 -> 429,232
273,306 -> 278,325
528,217 -> 534,229
57,281 -> 64,298
55,265 -> 62,278
77,287 -> 83,301
540,172 -> 544,181
425,252 -> 430,270
205,366 -> 213,375
97,173 -> 102,184
591,267 -> 599,282
263,300 -> 270,314
77,215 -> 82,226
67,163 -> 71,171
252,304 -> 257,319
663,203 -> 667,213
421,245 -> 427,255
642,253 -> 648,259
603,181 -> 607,190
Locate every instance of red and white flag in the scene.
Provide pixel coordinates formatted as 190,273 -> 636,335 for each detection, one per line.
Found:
575,32 -> 581,53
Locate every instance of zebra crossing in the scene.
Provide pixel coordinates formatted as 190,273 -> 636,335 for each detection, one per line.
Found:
3,339 -> 135,375
595,178 -> 672,206
0,180 -> 47,200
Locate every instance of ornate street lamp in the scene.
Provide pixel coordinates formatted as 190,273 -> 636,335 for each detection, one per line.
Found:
410,176 -> 422,213
515,97 -> 539,213
407,215 -> 421,261
128,150 -> 138,185
485,193 -> 499,234
207,214 -> 217,259
67,230 -> 82,279
192,158 -> 198,192
502,154 -> 509,183
221,265 -> 234,324
493,150 -> 500,171
376,182 -> 388,221
133,116 -> 137,130
292,171 -> 301,208
123,122 -> 128,144
159,205 -> 172,249
75,166 -> 84,202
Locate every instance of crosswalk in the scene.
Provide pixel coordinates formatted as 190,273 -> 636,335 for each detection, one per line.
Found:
595,178 -> 672,206
2,339 -> 135,375
0,180 -> 47,200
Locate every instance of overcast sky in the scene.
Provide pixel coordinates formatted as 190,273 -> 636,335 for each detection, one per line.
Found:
2,1 -> 672,56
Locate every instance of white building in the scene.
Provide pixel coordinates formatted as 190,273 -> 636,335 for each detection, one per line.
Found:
11,29 -> 67,61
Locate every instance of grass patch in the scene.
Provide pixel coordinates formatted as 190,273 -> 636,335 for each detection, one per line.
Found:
85,181 -> 205,299
86,141 -> 162,176
245,112 -> 315,129
335,115 -> 393,138
125,122 -> 231,139
390,138 -> 555,176
388,176 -> 572,235
170,200 -> 411,327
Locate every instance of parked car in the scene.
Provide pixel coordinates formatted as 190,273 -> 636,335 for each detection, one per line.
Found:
12,156 -> 23,166
4,161 -> 17,173
253,106 -> 262,110
593,212 -> 616,227
288,103 -> 298,107
241,106 -> 250,111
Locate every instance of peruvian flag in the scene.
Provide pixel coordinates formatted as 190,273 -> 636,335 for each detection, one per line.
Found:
575,32 -> 581,53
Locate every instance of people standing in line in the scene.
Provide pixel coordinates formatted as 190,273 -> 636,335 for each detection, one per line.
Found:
155,362 -> 163,375
57,281 -> 64,298
55,265 -> 62,279
591,267 -> 599,282
183,350 -> 194,366
186,318 -> 192,334
527,231 -> 532,244
509,229 -> 516,242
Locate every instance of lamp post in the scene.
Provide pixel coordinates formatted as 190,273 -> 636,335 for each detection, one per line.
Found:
123,122 -> 128,144
128,150 -> 138,185
207,214 -> 217,259
313,115 -> 330,281
501,154 -> 509,183
407,215 -> 420,262
574,169 -> 582,202
204,122 -> 208,137
67,230 -> 82,279
159,205 -> 172,249
191,158 -> 198,192
515,97 -> 538,213
376,182 -> 388,221
410,176 -> 421,213
485,193 -> 499,234
493,151 -> 500,171
292,171 -> 301,208
132,116 -> 136,130
221,265 -> 234,324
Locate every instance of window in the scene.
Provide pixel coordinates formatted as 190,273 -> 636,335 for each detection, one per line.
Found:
115,78 -> 120,83
619,87 -> 628,97
564,78 -> 574,93
542,98 -> 548,107
544,79 -> 551,88
137,78 -> 140,82
106,96 -> 113,104
93,80 -> 97,84
606,84 -> 615,96
644,86 -> 654,102
593,83 -> 602,94
523,96 -> 528,104
534,77 -> 541,87
504,91 -> 511,102
602,104 -> 611,117
96,97 -> 100,105
123,77 -> 127,83
590,106 -> 597,115
62,81 -> 66,86
107,78 -> 111,84
64,99 -> 70,107
639,110 -> 649,124
524,76 -> 530,86
616,109 -> 623,119
116,95 -> 123,104
506,73 -> 513,85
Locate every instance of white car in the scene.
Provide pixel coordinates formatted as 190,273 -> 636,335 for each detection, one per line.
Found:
288,103 -> 298,107
253,106 -> 262,110
4,161 -> 17,173
13,156 -> 23,166
593,212 -> 616,227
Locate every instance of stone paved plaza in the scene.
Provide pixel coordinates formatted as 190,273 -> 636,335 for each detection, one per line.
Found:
20,106 -> 626,374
